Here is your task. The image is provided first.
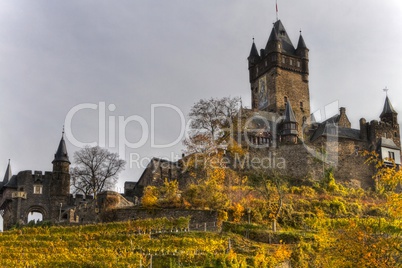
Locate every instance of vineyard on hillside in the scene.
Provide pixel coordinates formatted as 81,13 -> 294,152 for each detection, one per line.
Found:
0,217 -> 291,267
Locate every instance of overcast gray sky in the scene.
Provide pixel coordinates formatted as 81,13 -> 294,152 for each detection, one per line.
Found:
1,0 -> 402,191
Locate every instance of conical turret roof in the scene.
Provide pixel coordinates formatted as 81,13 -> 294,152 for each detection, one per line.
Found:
248,40 -> 260,60
380,96 -> 397,118
52,132 -> 70,164
297,33 -> 307,49
3,159 -> 12,184
284,101 -> 297,123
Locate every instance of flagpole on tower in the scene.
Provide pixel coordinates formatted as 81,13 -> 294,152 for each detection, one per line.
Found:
276,0 -> 279,21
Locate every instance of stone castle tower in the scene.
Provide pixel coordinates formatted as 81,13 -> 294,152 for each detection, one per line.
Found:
0,132 -> 72,228
248,20 -> 310,128
51,132 -> 71,197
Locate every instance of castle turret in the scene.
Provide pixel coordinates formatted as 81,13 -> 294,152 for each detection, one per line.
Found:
248,40 -> 260,67
280,101 -> 298,143
51,131 -> 71,197
380,96 -> 398,126
296,32 -> 309,81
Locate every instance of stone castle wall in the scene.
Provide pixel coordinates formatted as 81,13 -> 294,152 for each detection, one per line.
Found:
256,140 -> 375,189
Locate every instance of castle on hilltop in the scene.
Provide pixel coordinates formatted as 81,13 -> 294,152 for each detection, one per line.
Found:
243,19 -> 400,186
1,18 -> 401,229
130,19 -> 401,199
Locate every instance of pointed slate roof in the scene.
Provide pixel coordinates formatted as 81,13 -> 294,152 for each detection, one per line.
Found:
270,20 -> 296,55
248,40 -> 260,60
2,160 -> 12,184
52,132 -> 70,164
296,33 -> 307,50
267,27 -> 279,43
284,101 -> 297,123
380,96 -> 397,118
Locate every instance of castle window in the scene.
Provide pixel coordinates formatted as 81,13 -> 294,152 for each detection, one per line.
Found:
297,61 -> 301,67
282,57 -> 286,64
265,60 -> 267,66
271,55 -> 276,62
290,59 -> 293,65
389,151 -> 395,160
33,185 -> 43,195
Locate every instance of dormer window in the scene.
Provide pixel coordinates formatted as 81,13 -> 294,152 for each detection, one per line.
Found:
389,151 -> 395,160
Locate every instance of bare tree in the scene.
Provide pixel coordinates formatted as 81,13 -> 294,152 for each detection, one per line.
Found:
71,146 -> 126,197
185,96 -> 241,153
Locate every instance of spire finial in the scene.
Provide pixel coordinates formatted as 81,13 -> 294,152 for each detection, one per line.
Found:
8,159 -> 10,164
300,29 -> 302,35
62,125 -> 65,136
383,86 -> 389,96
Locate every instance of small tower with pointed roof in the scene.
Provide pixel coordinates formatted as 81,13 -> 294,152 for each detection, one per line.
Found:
366,95 -> 401,150
380,96 -> 398,126
248,20 -> 310,128
51,130 -> 71,197
280,101 -> 299,143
